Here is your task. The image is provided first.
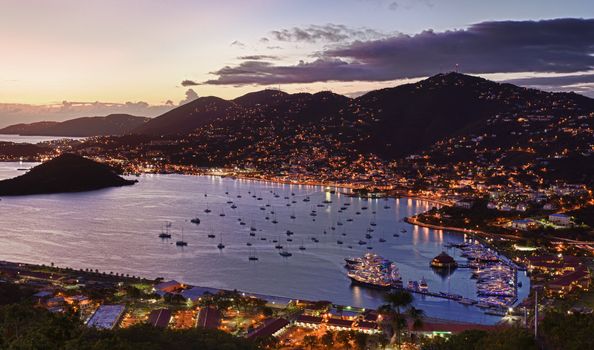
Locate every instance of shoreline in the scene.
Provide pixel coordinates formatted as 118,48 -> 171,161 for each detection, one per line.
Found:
0,258 -> 503,327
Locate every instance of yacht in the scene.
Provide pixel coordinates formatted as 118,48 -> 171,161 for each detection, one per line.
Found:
419,277 -> 429,292
176,229 -> 188,246
279,250 -> 292,257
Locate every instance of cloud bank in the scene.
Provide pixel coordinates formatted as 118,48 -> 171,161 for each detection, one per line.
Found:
203,18 -> 594,91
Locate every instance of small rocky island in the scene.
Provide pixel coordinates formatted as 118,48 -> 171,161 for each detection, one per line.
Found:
0,153 -> 136,196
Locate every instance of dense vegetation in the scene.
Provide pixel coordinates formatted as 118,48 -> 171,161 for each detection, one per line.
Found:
0,153 -> 136,195
0,303 -> 257,350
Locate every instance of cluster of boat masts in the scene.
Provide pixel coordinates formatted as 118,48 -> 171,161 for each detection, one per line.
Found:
156,187 -> 407,260
345,248 -> 520,314
447,241 -> 520,309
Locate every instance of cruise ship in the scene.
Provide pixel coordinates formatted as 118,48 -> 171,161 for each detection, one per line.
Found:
345,253 -> 403,290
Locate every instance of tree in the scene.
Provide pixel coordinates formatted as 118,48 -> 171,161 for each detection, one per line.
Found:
303,334 -> 318,350
320,330 -> 335,349
336,330 -> 352,349
380,290 -> 416,349
353,332 -> 368,350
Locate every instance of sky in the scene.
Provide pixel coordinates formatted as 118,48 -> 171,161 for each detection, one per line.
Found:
1,0 -> 594,126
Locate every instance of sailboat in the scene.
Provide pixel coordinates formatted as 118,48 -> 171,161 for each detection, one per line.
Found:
158,223 -> 172,239
217,234 -> 225,250
176,228 -> 188,246
299,240 -> 306,251
204,203 -> 212,213
249,249 -> 258,261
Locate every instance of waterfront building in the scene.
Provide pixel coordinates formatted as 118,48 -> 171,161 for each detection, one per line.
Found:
247,318 -> 290,339
147,309 -> 172,328
510,218 -> 540,231
196,307 -> 221,330
87,304 -> 125,330
431,251 -> 458,268
293,315 -> 324,329
548,213 -> 573,227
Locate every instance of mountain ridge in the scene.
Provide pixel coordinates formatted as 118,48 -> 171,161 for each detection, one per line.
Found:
0,114 -> 149,137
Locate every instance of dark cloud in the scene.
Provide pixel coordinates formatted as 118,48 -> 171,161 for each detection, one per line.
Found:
504,74 -> 594,87
270,24 -> 385,43
504,73 -> 594,97
205,18 -> 594,87
230,40 -> 246,47
179,88 -> 199,105
237,55 -> 280,61
181,79 -> 199,86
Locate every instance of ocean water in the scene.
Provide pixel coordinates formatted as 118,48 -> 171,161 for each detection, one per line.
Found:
0,161 -> 529,324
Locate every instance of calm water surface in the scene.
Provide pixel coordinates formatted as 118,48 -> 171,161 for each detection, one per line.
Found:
0,134 -> 83,143
0,161 -> 529,324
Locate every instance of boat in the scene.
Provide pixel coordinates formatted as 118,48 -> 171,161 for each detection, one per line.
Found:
176,228 -> 188,246
358,240 -> 367,245
379,238 -> 386,243
419,277 -> 429,292
279,250 -> 292,257
230,204 -> 237,209
346,253 -> 402,290
217,234 -> 225,250
365,233 -> 372,239
246,242 -> 252,246
400,228 -> 407,233
275,244 -> 283,249
337,240 -> 343,245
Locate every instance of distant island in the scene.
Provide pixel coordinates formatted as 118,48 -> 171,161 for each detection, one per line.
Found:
0,114 -> 149,137
0,154 -> 136,196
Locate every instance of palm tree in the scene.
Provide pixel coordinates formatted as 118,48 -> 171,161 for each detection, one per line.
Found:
380,290 -> 415,350
407,306 -> 425,343
336,330 -> 352,349
303,335 -> 318,350
321,330 -> 335,349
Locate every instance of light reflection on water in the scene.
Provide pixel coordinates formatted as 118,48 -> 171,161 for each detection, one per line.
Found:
0,162 -> 529,324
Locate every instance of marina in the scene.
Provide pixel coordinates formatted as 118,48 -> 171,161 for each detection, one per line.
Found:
0,161 -> 530,324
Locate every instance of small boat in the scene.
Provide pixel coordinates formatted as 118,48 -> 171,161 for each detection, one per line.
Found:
204,208 -> 211,213
419,277 -> 429,292
230,204 -> 237,209
393,233 -> 400,237
379,238 -> 386,243
207,234 -> 216,238
176,228 -> 188,246
400,228 -> 407,233
190,217 -> 200,224
337,240 -> 343,245
279,250 -> 292,257
358,240 -> 366,245
286,230 -> 294,236
365,233 -> 372,239
246,242 -> 252,246
217,235 -> 225,250
275,244 -> 283,249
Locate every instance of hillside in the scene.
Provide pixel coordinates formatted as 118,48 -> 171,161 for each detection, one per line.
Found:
0,154 -> 136,196
0,114 -> 149,137
133,97 -> 239,135
126,72 -> 594,159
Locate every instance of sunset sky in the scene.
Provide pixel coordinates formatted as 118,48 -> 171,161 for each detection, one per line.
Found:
1,0 -> 594,125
